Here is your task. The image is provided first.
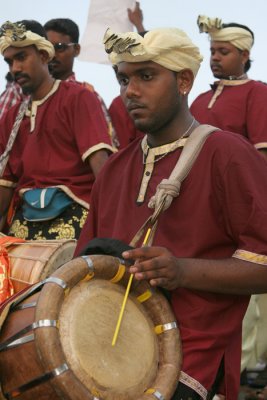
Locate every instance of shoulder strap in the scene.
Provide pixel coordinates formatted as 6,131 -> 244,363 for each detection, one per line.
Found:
0,99 -> 29,177
130,124 -> 218,247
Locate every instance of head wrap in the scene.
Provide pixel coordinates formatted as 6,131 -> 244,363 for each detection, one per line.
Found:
103,27 -> 203,78
0,21 -> 55,61
197,15 -> 253,51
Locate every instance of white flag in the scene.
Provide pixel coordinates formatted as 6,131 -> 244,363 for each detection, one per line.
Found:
79,0 -> 136,64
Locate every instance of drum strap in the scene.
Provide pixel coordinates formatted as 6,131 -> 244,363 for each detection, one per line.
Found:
0,99 -> 29,177
130,124 -> 218,247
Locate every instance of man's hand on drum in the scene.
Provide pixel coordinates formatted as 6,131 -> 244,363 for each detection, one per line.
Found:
123,246 -> 182,290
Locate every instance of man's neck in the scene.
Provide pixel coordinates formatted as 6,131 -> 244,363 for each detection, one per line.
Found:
30,76 -> 56,101
215,73 -> 248,81
65,72 -> 76,82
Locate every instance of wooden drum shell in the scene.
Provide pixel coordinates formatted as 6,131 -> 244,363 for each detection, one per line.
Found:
0,255 -> 182,400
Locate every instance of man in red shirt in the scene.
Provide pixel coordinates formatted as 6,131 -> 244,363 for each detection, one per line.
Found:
190,16 -> 267,160
0,20 -> 114,240
75,27 -> 267,399
44,17 -> 118,148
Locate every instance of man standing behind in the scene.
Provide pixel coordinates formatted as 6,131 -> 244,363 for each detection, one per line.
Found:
44,18 -> 118,147
0,20 -> 114,240
190,16 -> 267,159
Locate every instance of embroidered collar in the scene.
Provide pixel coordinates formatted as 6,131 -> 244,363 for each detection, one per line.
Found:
137,135 -> 187,204
26,80 -> 61,132
210,76 -> 250,91
141,134 -> 187,158
208,77 -> 250,108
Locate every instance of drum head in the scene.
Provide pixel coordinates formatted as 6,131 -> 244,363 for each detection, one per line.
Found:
59,279 -> 158,398
32,255 -> 182,400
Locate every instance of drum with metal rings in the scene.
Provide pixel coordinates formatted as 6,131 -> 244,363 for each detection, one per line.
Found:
0,254 -> 182,400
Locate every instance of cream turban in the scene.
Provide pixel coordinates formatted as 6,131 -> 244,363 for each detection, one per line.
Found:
103,27 -> 203,78
197,15 -> 253,51
0,21 -> 55,61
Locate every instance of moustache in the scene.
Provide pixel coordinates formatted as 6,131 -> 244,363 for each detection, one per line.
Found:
14,73 -> 30,83
49,60 -> 60,67
126,102 -> 145,112
211,63 -> 221,68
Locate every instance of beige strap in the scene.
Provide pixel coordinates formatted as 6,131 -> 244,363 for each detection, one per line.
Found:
130,124 -> 218,246
0,99 -> 29,177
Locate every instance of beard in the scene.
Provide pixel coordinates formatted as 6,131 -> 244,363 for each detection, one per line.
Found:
14,73 -> 33,94
21,84 -> 33,95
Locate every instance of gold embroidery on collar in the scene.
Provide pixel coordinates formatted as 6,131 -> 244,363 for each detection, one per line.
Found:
26,80 -> 61,132
137,136 -> 187,203
208,78 -> 251,109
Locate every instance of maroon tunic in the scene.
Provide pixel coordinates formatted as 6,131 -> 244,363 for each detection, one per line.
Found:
0,81 -> 114,208
76,130 -> 267,398
190,80 -> 267,149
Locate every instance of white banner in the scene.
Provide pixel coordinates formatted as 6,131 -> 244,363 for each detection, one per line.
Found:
79,0 -> 136,64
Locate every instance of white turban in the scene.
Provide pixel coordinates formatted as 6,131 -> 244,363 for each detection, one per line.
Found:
103,27 -> 203,78
197,15 -> 253,51
0,21 -> 55,61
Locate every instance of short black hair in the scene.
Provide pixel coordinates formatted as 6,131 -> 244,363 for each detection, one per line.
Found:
44,18 -> 79,43
222,22 -> 254,72
17,19 -> 47,39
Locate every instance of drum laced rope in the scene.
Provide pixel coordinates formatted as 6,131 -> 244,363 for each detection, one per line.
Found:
111,227 -> 152,346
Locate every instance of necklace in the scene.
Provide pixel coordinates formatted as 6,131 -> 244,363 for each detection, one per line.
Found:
142,117 -> 196,165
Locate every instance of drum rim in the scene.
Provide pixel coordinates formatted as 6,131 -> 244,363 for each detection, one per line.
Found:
4,255 -> 182,400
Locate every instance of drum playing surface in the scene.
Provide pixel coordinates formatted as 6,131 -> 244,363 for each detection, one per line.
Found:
60,279 -> 158,395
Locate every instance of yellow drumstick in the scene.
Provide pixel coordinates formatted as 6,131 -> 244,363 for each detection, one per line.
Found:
112,228 -> 152,346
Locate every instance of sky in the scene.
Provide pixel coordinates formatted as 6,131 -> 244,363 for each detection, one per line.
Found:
1,0 -> 267,107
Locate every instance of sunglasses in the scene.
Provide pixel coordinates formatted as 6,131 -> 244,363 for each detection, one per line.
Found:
53,42 -> 76,52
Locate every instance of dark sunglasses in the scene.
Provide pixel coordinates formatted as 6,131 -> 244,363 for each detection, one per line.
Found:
53,42 -> 76,52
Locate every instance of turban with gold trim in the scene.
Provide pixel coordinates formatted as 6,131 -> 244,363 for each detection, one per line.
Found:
0,21 -> 55,61
197,15 -> 253,51
103,27 -> 203,78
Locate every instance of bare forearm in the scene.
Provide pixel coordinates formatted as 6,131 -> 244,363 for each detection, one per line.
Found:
177,257 -> 267,295
88,149 -> 109,177
124,246 -> 267,295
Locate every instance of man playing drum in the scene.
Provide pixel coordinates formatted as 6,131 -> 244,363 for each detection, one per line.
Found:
75,27 -> 267,399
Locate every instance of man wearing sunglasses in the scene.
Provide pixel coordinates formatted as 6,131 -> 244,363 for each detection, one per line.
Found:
44,18 -> 118,148
44,18 -> 80,81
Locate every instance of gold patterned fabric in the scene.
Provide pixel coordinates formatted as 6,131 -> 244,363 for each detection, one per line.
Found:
8,203 -> 88,240
233,249 -> 267,265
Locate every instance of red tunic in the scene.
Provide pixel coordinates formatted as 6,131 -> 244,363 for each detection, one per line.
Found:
76,130 -> 267,399
109,95 -> 144,149
190,80 -> 267,149
0,81 -> 114,208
